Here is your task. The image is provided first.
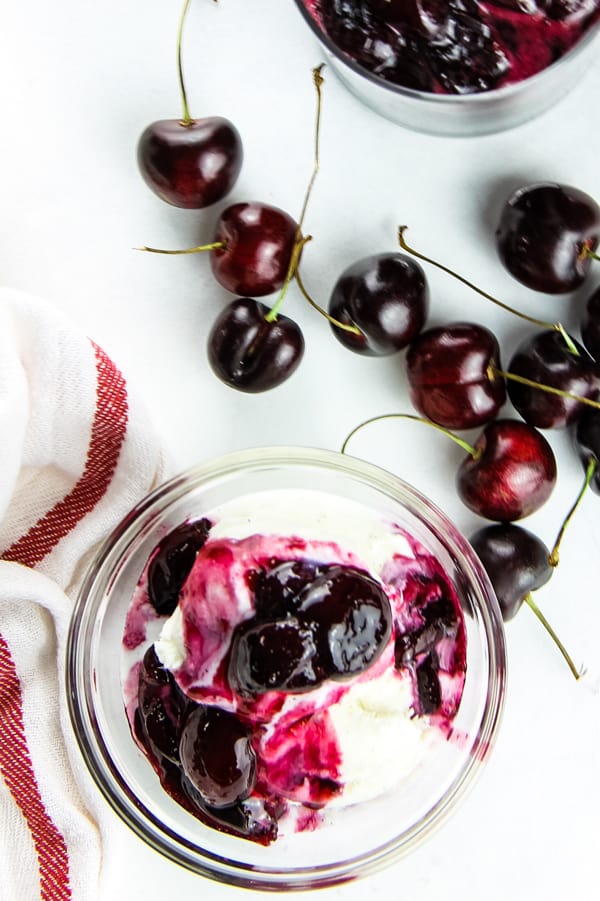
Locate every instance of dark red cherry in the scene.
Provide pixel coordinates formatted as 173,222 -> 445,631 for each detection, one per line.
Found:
495,183 -> 600,293
575,408 -> 600,494
370,0 -> 448,35
179,705 -> 256,809
405,321 -> 506,429
137,117 -> 243,209
250,559 -> 330,621
210,203 -> 298,297
469,523 -> 553,620
137,646 -> 188,762
294,566 -> 393,678
147,518 -> 212,616
580,284 -> 600,362
507,330 -> 600,429
207,298 -> 304,393
457,418 -> 557,521
328,253 -> 429,356
228,618 -> 321,696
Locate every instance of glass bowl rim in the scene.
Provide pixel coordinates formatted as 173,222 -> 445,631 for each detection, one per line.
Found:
66,445 -> 507,890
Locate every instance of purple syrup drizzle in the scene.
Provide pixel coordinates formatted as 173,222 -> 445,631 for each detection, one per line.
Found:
122,519 -> 467,844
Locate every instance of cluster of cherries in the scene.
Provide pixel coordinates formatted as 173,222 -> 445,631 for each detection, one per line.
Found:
136,2 -> 600,675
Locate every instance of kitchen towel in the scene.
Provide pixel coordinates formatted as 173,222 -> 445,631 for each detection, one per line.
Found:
0,287 -> 167,901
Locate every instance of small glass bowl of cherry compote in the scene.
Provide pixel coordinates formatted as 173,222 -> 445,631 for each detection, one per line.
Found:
67,446 -> 506,890
293,1 -> 600,135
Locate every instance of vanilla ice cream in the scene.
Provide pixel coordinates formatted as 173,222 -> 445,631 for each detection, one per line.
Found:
122,489 -> 466,844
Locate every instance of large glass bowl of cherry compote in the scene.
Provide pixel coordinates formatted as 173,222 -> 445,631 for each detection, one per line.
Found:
67,446 -> 506,889
293,1 -> 600,136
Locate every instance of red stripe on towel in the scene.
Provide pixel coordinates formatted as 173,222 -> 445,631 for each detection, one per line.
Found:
0,632 -> 72,900
1,341 -> 129,567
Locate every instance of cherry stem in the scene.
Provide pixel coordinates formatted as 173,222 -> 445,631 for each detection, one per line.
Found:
265,64 -> 325,323
582,245 -> 600,263
265,235 -> 312,322
340,412 -> 479,457
488,364 -> 600,413
135,241 -> 225,255
397,226 -> 579,356
524,593 -> 585,680
297,65 -> 324,233
548,457 -> 596,567
177,0 -> 193,125
294,265 -> 362,335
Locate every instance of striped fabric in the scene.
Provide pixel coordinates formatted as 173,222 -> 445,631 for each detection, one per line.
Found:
0,290 -> 165,900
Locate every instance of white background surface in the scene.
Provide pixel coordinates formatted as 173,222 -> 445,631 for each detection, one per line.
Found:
2,1 -> 600,899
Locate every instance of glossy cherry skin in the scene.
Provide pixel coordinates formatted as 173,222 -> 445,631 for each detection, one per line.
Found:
210,203 -> 298,297
328,253 -> 428,355
469,523 -> 553,620
406,322 -> 506,429
207,297 -> 304,393
580,285 -> 600,362
137,117 -> 243,209
574,408 -> 600,494
457,419 -> 557,521
507,330 -> 600,429
495,183 -> 600,293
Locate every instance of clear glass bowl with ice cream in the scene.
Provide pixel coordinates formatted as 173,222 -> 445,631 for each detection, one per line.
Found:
67,446 -> 506,889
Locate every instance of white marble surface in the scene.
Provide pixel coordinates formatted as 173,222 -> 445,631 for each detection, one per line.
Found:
2,1 -> 599,899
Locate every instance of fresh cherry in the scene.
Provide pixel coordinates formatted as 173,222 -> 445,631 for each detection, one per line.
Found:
507,330 -> 600,429
179,705 -> 256,808
574,408 -> 600,493
495,183 -> 600,293
580,284 -> 600,362
405,321 -> 506,429
469,522 -> 583,678
147,518 -> 212,616
207,297 -> 304,393
456,418 -> 557,521
328,252 -> 429,355
210,202 -> 298,297
137,0 -> 242,208
469,523 -> 553,620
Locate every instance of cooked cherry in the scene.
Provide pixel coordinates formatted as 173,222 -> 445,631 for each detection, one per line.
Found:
147,518 -> 211,616
294,566 -> 393,679
179,705 -> 256,809
137,646 -> 188,762
415,653 -> 442,714
229,618 -> 321,695
250,559 -> 329,620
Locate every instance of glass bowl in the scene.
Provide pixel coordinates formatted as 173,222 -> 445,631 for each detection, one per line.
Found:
67,446 -> 506,889
292,1 -> 600,136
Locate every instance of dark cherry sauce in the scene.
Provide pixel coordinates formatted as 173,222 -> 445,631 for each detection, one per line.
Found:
126,521 -> 467,844
307,0 -> 600,94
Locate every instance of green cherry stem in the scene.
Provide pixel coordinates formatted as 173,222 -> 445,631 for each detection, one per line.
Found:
340,412 -> 480,457
398,226 -> 580,356
294,265 -> 362,335
265,64 -> 325,324
487,364 -> 600,413
524,593 -> 585,680
176,0 -> 194,125
135,240 -> 225,254
548,457 -> 597,567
